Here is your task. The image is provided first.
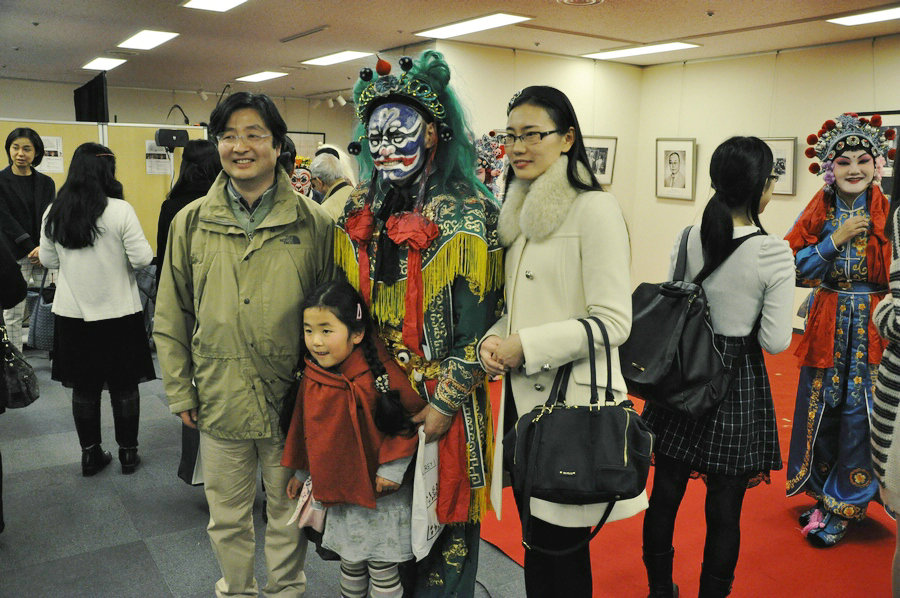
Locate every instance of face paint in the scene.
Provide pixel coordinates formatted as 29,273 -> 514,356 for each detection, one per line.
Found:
368,102 -> 428,183
292,167 -> 312,196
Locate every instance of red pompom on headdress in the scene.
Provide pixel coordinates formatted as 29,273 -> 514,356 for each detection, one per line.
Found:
809,163 -> 820,174
871,115 -> 882,127
807,134 -> 819,145
824,120 -> 836,131
886,128 -> 896,141
890,148 -> 897,161
804,147 -> 817,159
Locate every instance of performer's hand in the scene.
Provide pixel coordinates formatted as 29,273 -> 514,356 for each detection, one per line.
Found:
832,215 -> 869,247
286,476 -> 303,499
479,335 -> 506,378
178,408 -> 198,429
495,333 -> 525,370
375,476 -> 400,496
412,404 -> 454,443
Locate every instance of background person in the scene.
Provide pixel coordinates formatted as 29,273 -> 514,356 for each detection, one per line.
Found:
309,152 -> 353,221
479,85 -> 643,597
39,143 -> 155,477
0,127 -> 56,350
0,233 -> 28,534
785,112 -> 894,547
640,137 -> 794,598
154,92 -> 333,598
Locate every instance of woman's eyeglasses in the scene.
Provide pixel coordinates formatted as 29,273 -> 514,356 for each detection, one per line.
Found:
498,130 -> 562,147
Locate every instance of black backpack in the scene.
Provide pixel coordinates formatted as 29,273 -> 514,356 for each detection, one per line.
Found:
619,226 -> 760,418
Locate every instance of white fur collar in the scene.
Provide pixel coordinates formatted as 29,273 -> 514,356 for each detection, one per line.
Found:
498,156 -> 587,245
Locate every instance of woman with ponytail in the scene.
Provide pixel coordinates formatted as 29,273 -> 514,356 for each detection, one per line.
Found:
641,136 -> 794,597
785,113 -> 896,548
281,280 -> 426,598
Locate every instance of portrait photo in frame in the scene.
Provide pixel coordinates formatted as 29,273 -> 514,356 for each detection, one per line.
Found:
583,136 -> 617,185
656,138 -> 696,200
762,137 -> 797,195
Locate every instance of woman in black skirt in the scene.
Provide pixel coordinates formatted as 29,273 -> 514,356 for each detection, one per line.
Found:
640,137 -> 795,598
39,143 -> 155,476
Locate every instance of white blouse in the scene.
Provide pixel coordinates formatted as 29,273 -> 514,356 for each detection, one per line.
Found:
40,198 -> 153,321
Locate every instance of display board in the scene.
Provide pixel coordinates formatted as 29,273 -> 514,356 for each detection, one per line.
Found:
106,123 -> 206,253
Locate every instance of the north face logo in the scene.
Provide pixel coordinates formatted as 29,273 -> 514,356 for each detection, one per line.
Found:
281,235 -> 301,245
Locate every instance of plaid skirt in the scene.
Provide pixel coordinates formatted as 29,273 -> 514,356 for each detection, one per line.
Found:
641,334 -> 782,478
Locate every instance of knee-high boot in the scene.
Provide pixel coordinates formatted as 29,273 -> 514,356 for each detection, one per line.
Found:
73,389 -> 111,476
698,566 -> 733,598
643,547 -> 678,598
111,389 -> 140,474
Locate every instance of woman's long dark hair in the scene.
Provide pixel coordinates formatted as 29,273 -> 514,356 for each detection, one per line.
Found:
697,136 -> 773,280
505,85 -> 602,193
168,139 -> 221,201
293,280 -> 414,437
44,143 -> 123,249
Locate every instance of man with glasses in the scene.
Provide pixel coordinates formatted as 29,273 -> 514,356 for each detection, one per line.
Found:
155,92 -> 333,598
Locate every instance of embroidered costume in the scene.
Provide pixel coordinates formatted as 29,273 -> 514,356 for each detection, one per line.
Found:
785,112 -> 896,546
337,51 -> 502,595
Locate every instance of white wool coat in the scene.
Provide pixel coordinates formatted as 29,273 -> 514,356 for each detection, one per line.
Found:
481,156 -> 648,527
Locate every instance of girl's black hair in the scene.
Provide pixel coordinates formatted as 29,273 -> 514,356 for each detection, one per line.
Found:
505,85 -> 602,193
696,136 -> 773,280
44,142 -> 123,249
301,279 -> 414,436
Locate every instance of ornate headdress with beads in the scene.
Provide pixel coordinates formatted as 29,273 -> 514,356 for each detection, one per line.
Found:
805,112 -> 896,176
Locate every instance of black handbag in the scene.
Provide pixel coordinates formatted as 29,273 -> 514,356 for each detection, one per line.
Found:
1,313 -> 40,409
619,226 -> 760,419
506,316 -> 654,555
27,268 -> 55,352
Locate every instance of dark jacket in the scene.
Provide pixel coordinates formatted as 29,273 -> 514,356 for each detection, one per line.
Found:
0,166 -> 56,260
0,233 -> 26,309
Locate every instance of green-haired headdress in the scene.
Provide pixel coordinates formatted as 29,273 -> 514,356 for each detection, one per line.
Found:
347,50 -> 487,198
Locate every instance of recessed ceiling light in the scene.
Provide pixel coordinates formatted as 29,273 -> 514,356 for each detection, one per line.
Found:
118,30 -> 179,50
82,57 -> 127,71
236,71 -> 288,82
583,42 -> 699,60
302,51 -> 373,66
415,13 -> 531,39
827,7 -> 900,26
183,0 -> 248,12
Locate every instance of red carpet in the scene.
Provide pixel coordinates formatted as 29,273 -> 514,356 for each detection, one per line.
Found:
480,334 -> 895,597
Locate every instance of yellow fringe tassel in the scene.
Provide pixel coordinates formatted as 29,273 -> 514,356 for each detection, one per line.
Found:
335,230 -> 503,326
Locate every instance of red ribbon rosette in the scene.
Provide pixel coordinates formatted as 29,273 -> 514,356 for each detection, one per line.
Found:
386,212 -> 440,355
345,205 -> 375,303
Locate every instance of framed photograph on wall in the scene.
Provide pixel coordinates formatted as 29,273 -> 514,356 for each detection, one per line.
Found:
762,137 -> 797,195
656,138 -> 696,200
583,136 -> 617,185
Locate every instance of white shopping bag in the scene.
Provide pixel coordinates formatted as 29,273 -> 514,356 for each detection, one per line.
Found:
411,426 -> 444,561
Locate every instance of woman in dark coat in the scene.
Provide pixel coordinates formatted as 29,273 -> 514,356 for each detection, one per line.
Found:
0,127 -> 56,351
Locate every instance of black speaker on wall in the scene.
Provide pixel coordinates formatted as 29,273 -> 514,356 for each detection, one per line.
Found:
74,72 -> 109,123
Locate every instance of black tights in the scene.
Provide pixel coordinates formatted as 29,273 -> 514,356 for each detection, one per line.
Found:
642,454 -> 750,580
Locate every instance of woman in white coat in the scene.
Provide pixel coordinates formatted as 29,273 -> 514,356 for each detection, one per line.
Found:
40,143 -> 155,477
479,86 -> 643,597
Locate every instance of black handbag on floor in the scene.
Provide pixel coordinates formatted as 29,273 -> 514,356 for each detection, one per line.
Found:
619,226 -> 761,419
506,316 -> 654,555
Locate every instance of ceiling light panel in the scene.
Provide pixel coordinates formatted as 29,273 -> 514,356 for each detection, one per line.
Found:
236,71 -> 288,82
302,51 -> 373,66
827,7 -> 900,26
183,0 -> 248,12
416,13 -> 531,39
82,57 -> 127,70
118,30 -> 179,50
583,42 -> 699,60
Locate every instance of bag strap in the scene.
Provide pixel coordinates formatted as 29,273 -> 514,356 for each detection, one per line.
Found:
672,226 -> 693,282
693,230 -> 764,286
578,316 -> 615,405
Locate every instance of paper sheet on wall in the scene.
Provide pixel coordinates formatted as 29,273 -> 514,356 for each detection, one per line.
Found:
35,136 -> 64,173
145,140 -> 172,175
